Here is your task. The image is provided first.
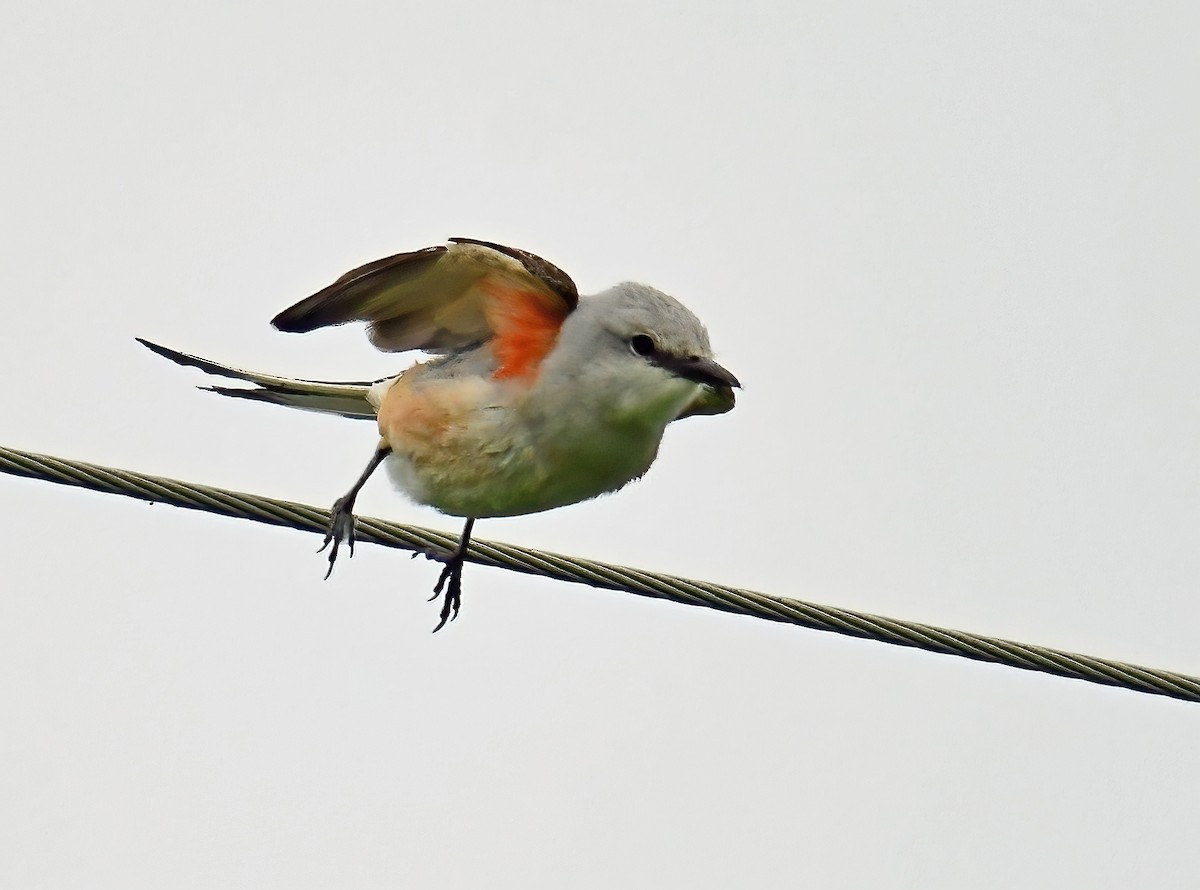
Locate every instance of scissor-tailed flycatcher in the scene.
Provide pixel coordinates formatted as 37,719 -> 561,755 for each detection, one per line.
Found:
141,238 -> 739,630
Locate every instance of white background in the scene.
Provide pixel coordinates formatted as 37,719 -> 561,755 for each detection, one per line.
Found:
2,2 -> 1198,887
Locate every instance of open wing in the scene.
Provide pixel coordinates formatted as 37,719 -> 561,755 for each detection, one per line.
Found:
271,239 -> 578,378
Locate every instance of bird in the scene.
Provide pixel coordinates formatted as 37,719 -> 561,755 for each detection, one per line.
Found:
140,237 -> 740,630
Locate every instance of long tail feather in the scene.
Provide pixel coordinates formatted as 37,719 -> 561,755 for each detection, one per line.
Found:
137,338 -> 379,420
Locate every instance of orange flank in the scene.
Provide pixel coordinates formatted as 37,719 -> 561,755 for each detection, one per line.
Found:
377,372 -> 454,448
375,371 -> 513,508
478,275 -> 569,381
377,371 -> 493,450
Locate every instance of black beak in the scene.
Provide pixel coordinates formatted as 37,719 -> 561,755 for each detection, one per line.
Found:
655,354 -> 741,390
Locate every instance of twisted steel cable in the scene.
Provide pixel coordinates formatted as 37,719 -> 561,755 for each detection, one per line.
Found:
3,443 -> 1197,704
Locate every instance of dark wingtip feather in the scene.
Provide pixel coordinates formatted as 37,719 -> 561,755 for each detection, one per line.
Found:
271,244 -> 449,334
270,294 -> 329,333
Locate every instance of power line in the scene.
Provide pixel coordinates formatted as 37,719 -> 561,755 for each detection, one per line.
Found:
3,443 -> 1197,704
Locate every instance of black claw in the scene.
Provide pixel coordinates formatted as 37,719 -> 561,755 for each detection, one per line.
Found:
319,444 -> 390,581
321,496 -> 358,580
431,568 -> 462,633
323,537 -> 342,580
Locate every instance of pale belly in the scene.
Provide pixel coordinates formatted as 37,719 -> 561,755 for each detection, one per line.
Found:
376,374 -> 667,518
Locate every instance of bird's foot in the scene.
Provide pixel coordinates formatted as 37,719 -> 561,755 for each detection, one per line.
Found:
414,546 -> 466,632
318,494 -> 357,579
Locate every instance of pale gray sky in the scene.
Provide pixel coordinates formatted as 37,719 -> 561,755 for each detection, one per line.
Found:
2,2 -> 1198,887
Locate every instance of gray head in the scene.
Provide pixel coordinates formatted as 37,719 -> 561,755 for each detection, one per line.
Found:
563,283 -> 738,383
535,282 -> 739,426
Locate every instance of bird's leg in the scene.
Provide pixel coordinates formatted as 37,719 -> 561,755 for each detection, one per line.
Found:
422,517 -> 475,633
320,443 -> 391,579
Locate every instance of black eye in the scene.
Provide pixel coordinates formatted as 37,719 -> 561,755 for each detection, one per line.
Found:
630,334 -> 656,357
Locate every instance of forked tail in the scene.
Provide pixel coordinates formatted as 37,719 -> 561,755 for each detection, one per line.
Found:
137,338 -> 380,420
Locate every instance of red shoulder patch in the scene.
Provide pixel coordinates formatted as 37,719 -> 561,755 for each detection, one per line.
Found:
479,275 -> 569,381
